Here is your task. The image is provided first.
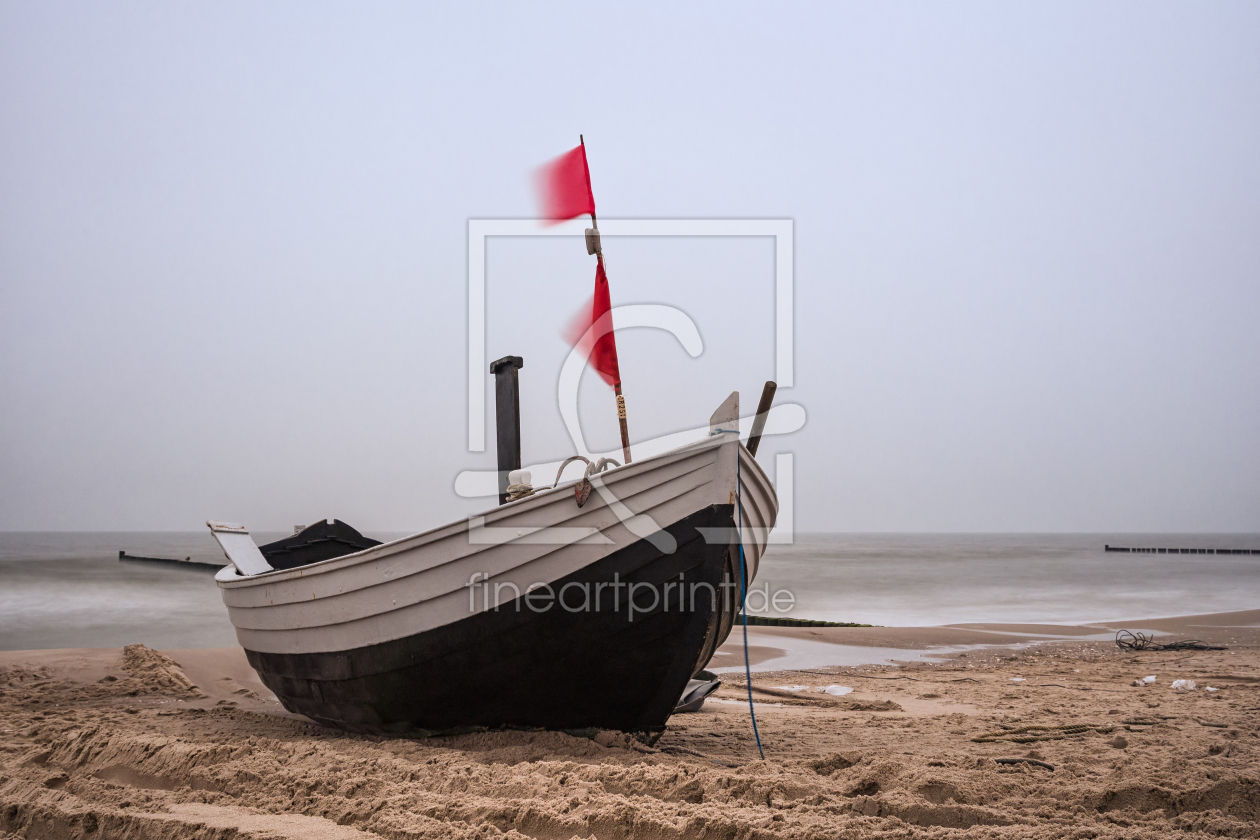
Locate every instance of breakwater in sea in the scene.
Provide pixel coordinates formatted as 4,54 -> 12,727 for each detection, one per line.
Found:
1104,544 -> 1259,555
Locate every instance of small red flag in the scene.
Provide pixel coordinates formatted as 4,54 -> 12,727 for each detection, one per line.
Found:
535,144 -> 596,223
563,260 -> 621,387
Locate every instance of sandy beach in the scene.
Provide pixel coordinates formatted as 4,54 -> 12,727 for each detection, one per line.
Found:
0,609 -> 1254,838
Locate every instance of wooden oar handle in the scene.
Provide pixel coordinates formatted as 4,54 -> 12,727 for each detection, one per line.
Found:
746,381 -> 777,458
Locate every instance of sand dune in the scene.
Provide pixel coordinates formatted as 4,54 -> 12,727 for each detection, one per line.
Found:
1,614 -> 1256,838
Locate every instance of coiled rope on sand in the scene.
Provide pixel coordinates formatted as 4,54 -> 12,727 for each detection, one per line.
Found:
1114,630 -> 1226,652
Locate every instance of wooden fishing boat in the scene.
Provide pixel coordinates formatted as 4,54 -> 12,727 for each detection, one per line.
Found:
209,393 -> 776,736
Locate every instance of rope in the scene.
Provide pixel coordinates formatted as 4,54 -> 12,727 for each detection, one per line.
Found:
736,450 -> 765,760
1114,630 -> 1226,652
504,484 -> 535,502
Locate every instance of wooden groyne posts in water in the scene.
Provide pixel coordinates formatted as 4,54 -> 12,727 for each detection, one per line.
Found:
737,614 -> 873,628
118,550 -> 225,569
1105,545 -> 1259,555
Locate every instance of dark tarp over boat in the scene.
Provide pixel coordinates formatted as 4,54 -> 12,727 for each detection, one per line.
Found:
258,520 -> 381,571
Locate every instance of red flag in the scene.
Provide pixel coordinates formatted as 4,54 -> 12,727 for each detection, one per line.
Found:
563,260 -> 621,387
535,144 -> 596,223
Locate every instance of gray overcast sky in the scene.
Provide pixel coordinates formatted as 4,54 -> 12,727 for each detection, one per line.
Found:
1,2 -> 1257,533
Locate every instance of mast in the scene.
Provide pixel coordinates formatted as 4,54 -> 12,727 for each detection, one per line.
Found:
581,135 -> 633,464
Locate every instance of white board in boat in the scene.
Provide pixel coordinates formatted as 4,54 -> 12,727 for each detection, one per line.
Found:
206,520 -> 272,576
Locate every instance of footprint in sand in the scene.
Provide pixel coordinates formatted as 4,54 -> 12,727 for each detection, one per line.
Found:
218,677 -> 261,700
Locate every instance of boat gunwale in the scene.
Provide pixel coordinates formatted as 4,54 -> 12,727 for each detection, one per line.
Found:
220,457 -> 724,620
216,434 -> 751,590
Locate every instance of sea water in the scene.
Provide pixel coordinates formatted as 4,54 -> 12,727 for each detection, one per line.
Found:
0,531 -> 406,651
756,533 -> 1260,627
0,532 -> 1256,651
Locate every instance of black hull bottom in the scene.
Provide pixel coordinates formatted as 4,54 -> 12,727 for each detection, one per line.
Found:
245,504 -> 738,734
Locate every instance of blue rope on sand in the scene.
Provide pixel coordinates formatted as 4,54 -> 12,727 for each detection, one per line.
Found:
736,452 -> 765,760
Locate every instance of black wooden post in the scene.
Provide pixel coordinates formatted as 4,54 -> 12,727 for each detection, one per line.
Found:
490,355 -> 524,505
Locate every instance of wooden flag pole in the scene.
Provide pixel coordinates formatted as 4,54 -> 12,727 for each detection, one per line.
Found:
581,135 -> 632,464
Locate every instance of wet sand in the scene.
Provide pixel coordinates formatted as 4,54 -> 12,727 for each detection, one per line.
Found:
710,608 -> 1260,670
1,610 -> 1256,838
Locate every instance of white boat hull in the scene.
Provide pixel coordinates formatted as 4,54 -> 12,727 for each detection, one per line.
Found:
214,436 -> 776,733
